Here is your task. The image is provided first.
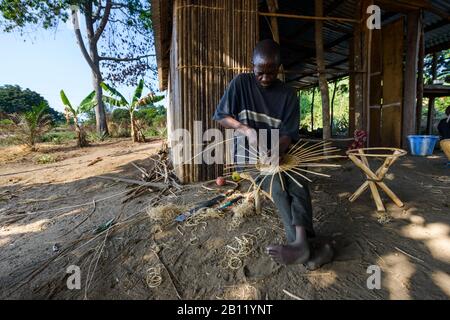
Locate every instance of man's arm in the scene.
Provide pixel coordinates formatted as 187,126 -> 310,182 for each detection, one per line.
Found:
217,116 -> 257,146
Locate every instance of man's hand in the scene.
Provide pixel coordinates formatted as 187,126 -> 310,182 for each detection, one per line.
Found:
238,124 -> 258,148
217,116 -> 258,148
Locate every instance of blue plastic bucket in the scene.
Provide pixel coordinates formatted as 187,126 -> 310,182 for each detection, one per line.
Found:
407,135 -> 439,156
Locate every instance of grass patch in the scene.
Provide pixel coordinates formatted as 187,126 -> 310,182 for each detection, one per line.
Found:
35,154 -> 58,164
42,130 -> 77,145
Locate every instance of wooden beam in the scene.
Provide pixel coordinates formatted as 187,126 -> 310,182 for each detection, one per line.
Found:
315,0 -> 332,140
424,19 -> 448,32
426,41 -> 450,54
258,12 -> 358,24
402,11 -> 421,147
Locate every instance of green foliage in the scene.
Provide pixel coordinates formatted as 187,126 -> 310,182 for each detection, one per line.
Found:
102,80 -> 164,142
0,0 -> 155,86
60,89 -> 96,121
87,131 -> 109,143
0,119 -> 14,126
135,105 -> 166,127
42,130 -> 77,144
9,101 -> 52,150
423,49 -> 450,84
0,85 -> 65,123
299,78 -> 349,137
35,154 -> 57,164
111,108 -> 130,123
0,0 -> 68,32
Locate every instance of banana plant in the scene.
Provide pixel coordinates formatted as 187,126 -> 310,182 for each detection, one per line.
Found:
60,90 -> 96,147
101,80 -> 163,143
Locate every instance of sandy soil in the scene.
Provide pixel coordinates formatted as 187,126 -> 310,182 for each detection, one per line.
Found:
0,139 -> 449,300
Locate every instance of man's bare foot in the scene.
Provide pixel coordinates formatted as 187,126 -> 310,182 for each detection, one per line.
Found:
266,241 -> 310,265
305,243 -> 334,271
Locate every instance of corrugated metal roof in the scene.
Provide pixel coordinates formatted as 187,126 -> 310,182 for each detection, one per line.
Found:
152,0 -> 450,90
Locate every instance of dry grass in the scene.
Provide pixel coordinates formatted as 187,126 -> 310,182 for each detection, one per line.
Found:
147,204 -> 186,228
229,200 -> 255,229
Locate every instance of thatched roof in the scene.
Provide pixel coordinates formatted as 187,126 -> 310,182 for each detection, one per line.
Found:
151,0 -> 173,91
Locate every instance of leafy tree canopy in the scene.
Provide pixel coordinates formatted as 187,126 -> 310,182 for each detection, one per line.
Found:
0,0 -> 156,87
0,84 -> 65,123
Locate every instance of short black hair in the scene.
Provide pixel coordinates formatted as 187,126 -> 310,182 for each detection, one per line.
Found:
446,106 -> 450,116
252,39 -> 281,66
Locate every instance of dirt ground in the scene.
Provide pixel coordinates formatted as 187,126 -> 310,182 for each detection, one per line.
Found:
0,139 -> 449,300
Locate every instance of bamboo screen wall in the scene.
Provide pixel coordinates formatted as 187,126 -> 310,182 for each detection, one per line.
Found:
168,0 -> 258,183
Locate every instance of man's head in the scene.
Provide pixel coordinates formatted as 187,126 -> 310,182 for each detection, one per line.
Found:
446,106 -> 450,116
252,39 -> 281,88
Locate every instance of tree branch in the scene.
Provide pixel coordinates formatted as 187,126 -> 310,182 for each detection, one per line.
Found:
94,0 -> 112,43
93,1 -> 104,22
71,8 -> 99,76
99,54 -> 155,62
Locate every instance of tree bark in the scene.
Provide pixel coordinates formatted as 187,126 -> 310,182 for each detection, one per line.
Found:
130,111 -> 137,142
72,2 -> 109,136
315,0 -> 331,140
85,3 -> 108,136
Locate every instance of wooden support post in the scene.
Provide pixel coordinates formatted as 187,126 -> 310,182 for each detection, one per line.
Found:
426,97 -> 436,134
311,88 -> 315,132
266,0 -> 285,82
416,17 -> 425,134
402,11 -> 421,147
353,1 -> 364,131
426,53 -> 437,134
331,80 -> 337,136
349,40 -> 356,137
315,0 -> 331,140
362,0 -> 374,144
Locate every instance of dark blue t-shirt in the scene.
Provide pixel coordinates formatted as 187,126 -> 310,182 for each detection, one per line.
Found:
213,73 -> 300,141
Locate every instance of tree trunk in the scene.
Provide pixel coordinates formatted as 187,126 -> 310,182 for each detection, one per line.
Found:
74,116 -> 87,147
75,3 -> 108,136
91,64 -> 108,136
315,0 -> 331,140
130,111 -> 137,142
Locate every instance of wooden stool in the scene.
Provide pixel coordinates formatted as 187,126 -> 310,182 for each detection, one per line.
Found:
346,148 -> 407,212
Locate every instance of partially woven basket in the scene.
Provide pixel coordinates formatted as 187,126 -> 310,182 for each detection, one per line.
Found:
440,139 -> 450,161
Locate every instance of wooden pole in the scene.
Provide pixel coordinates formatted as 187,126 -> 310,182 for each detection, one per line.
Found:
349,39 -> 356,137
426,53 -> 437,134
331,80 -> 337,136
362,0 -> 374,146
416,15 -> 425,134
266,0 -> 285,82
402,10 -> 421,147
315,0 -> 331,140
353,0 -> 364,131
311,88 -> 315,132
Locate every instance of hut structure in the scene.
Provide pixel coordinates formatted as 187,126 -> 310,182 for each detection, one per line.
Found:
151,0 -> 450,183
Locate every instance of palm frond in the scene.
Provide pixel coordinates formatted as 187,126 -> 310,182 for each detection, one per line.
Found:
132,79 -> 145,106
79,91 -> 97,113
100,82 -> 128,106
103,95 -> 126,108
60,90 -> 77,116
